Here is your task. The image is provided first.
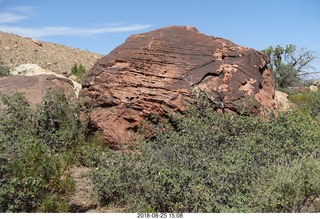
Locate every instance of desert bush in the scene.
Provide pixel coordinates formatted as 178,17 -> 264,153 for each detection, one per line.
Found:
253,156 -> 320,212
0,90 -> 86,212
0,137 -> 75,212
90,98 -> 320,212
0,60 -> 10,77
33,89 -> 85,152
290,89 -> 320,123
70,63 -> 86,82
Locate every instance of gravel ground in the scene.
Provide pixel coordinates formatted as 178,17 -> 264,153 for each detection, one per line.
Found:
0,31 -> 103,74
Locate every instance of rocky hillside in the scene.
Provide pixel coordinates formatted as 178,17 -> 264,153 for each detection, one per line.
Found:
0,31 -> 103,74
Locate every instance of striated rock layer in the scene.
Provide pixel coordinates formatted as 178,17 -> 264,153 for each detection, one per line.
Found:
81,26 -> 278,147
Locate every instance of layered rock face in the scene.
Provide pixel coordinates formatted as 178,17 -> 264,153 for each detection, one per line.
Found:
81,26 -> 278,146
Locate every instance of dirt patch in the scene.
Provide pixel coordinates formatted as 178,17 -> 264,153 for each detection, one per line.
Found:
69,166 -> 98,212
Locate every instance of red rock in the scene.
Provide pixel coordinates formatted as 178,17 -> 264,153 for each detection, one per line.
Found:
81,26 -> 278,147
0,75 -> 76,107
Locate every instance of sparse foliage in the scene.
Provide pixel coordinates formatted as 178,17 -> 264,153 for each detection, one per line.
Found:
262,44 -> 317,88
253,156 -> 320,212
70,63 -> 86,82
290,89 -> 320,125
0,60 -> 10,77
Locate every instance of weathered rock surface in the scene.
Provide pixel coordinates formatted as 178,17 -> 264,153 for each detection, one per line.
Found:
10,64 -> 81,97
274,90 -> 294,112
309,80 -> 320,92
0,75 -> 76,107
81,26 -> 278,146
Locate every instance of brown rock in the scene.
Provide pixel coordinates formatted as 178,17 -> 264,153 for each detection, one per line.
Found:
81,25 -> 278,147
0,75 -> 76,107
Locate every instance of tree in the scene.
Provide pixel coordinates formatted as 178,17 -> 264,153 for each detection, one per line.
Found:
262,44 -> 317,88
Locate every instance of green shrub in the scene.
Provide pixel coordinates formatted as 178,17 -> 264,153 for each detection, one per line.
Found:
90,98 -> 320,212
0,61 -> 10,77
32,89 -> 85,152
290,89 -> 320,123
253,156 -> 320,212
70,63 -> 86,82
0,90 -> 86,212
0,137 -> 75,212
75,137 -> 108,167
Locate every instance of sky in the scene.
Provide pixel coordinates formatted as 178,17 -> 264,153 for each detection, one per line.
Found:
0,0 -> 319,73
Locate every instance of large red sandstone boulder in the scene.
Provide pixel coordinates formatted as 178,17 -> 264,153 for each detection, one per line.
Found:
81,26 -> 278,147
0,75 -> 76,107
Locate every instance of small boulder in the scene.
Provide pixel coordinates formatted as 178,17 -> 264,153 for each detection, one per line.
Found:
10,64 -> 81,97
0,75 -> 76,107
309,80 -> 320,92
274,90 -> 294,112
